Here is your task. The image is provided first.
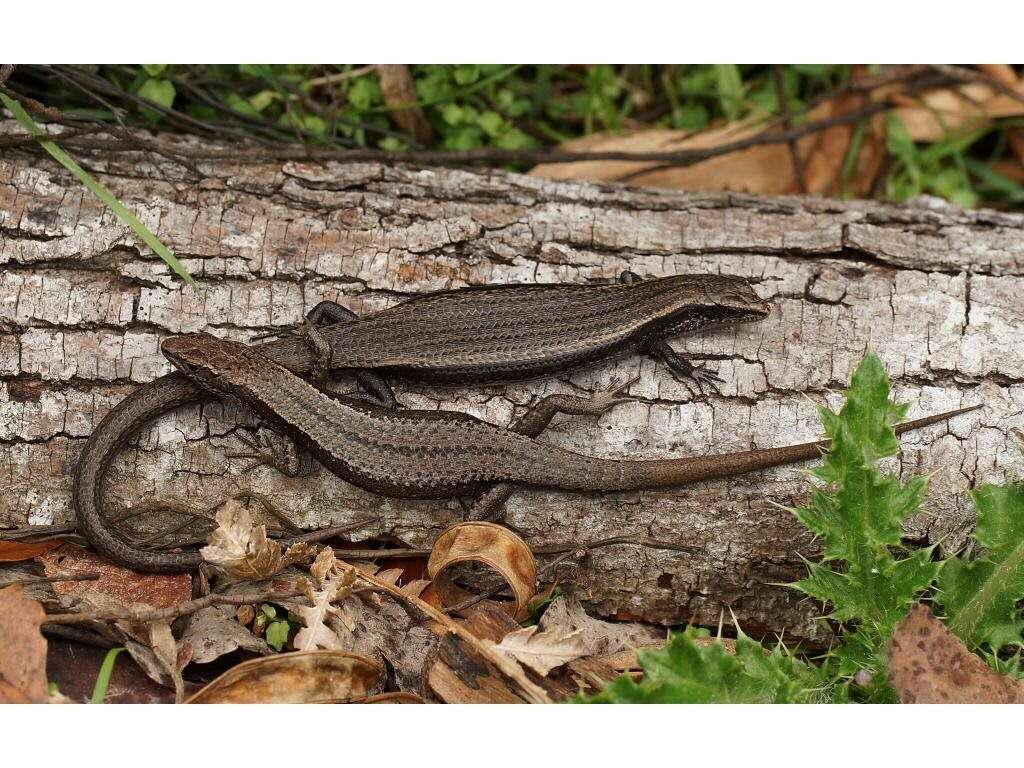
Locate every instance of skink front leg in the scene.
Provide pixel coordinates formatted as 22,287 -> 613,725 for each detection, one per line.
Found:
617,269 -> 725,395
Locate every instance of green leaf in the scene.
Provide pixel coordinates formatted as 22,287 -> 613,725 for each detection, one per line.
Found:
581,628 -> 824,703
0,93 -> 197,288
938,483 -> 1024,651
224,91 -> 261,117
789,351 -> 938,685
90,647 -> 124,703
453,65 -> 480,86
141,64 -> 167,77
136,78 -> 176,121
713,64 -> 744,122
348,77 -> 380,111
265,619 -> 291,651
478,110 -> 506,137
674,104 -> 710,132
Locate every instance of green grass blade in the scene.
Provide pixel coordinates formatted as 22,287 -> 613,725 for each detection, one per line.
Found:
90,647 -> 125,703
0,92 -> 197,288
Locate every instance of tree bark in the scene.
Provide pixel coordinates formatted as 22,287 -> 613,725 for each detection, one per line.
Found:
1,124 -> 1022,643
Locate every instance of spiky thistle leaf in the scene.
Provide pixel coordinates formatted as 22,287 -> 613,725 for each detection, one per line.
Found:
579,628 -> 825,704
790,352 -> 940,687
937,483 -> 1024,651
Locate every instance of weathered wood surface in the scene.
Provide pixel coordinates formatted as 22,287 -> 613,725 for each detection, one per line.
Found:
1,125 -> 1022,642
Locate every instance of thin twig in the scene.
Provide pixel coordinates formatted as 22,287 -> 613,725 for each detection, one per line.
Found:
773,64 -> 807,193
0,524 -> 76,541
1,572 -> 101,588
42,587 -> 304,625
929,64 -> 1024,108
443,535 -> 696,614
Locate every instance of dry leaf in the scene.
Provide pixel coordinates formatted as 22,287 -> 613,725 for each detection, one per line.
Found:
200,499 -> 313,580
292,549 -> 357,651
529,109 -> 834,194
490,624 -> 586,676
0,539 -> 62,562
186,650 -> 383,703
179,605 -> 271,664
888,604 -> 1024,703
428,522 -> 537,619
891,82 -> 1024,143
148,620 -> 184,703
39,544 -> 190,648
39,545 -> 191,610
539,595 -> 663,657
0,584 -> 48,703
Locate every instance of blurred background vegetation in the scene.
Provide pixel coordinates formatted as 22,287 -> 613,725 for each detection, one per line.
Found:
7,64 -> 1024,210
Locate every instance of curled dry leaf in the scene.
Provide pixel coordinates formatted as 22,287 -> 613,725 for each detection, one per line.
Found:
889,604 -> 1024,704
428,522 -> 537,619
0,584 -> 48,703
201,498 -> 313,580
186,650 -> 384,703
490,624 -> 586,676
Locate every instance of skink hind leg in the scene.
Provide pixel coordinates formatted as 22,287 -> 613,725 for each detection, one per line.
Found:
464,376 -> 639,522
226,428 -> 316,479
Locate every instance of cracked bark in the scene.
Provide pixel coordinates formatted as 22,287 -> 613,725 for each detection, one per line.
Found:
2,123 -> 1023,644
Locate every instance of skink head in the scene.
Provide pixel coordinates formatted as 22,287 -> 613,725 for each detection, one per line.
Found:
161,333 -> 257,396
641,274 -> 771,336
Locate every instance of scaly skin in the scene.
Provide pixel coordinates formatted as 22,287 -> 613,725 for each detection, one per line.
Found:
75,274 -> 770,571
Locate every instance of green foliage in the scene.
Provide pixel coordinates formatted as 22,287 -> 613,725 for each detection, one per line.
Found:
90,647 -> 124,703
586,350 -> 1021,704
885,115 -> 985,208
937,483 -> 1024,651
136,77 -> 176,121
0,92 -> 197,288
581,628 -> 825,703
11,64 -> 1020,208
255,603 -> 298,651
790,352 -> 940,699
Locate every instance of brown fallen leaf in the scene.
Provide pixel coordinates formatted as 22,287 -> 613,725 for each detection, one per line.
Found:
0,539 -> 62,562
427,521 -> 537,619
976,64 -> 1024,165
39,544 -> 191,610
201,498 -> 313,580
148,620 -> 184,703
890,82 -> 1024,143
530,117 -> 820,194
186,650 -> 384,703
889,604 -> 1024,704
796,65 -> 886,197
0,584 -> 48,703
490,624 -> 586,676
